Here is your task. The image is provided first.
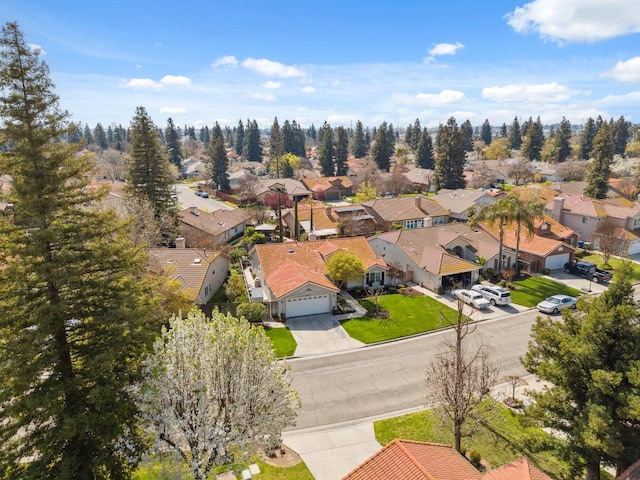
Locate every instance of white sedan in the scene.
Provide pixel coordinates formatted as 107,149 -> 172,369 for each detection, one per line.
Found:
536,294 -> 578,314
452,289 -> 491,310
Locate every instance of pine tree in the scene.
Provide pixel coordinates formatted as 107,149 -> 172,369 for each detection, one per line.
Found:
350,120 -> 367,158
521,116 -> 544,161
164,117 -> 182,167
0,22 -> 161,479
480,119 -> 492,145
460,120 -> 473,151
416,128 -> 434,169
126,106 -> 177,244
318,122 -> 335,176
555,117 -> 572,162
434,117 -> 466,191
499,122 -> 507,137
235,119 -> 245,155
612,115 -> 630,157
269,117 -> 284,160
584,121 -> 613,199
84,122 -> 94,144
412,118 -> 422,151
335,126 -> 349,176
580,117 -> 596,159
371,122 -> 392,172
208,122 -> 230,190
508,116 -> 522,150
94,122 -> 108,149
404,123 -> 414,151
243,119 -> 262,162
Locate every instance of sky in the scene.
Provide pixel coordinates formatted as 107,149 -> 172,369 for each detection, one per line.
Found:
2,0 -> 640,131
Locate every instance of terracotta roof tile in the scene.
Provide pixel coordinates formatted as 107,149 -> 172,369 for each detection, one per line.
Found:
483,457 -> 552,480
479,219 -> 573,257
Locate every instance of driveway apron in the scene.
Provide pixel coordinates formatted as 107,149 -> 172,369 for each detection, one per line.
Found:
286,313 -> 364,357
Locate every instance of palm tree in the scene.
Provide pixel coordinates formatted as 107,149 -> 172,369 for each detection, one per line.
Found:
469,197 -> 516,276
509,194 -> 545,274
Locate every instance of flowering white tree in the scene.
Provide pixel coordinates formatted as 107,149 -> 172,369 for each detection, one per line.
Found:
138,309 -> 300,480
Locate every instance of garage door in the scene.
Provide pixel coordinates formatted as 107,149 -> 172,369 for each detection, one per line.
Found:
545,253 -> 570,270
285,295 -> 330,318
628,239 -> 640,255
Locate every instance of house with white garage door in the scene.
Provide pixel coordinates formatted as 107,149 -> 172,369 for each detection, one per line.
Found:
250,237 -> 388,319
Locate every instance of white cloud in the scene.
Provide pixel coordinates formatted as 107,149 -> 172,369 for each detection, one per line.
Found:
427,42 -> 464,60
211,55 -> 239,68
598,91 -> 640,107
414,89 -> 466,106
506,0 -> 640,43
263,81 -> 282,89
482,82 -> 580,103
160,107 -> 188,114
121,78 -> 164,91
29,43 -> 46,55
301,86 -> 316,93
160,75 -> 192,87
242,58 -> 305,78
604,57 -> 640,83
247,92 -> 277,101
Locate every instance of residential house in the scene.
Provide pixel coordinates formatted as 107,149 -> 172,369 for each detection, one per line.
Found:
282,203 -> 377,239
301,176 -> 354,201
362,195 -> 449,231
547,194 -> 640,255
178,206 -> 252,248
401,165 -> 435,192
431,188 -> 497,222
149,238 -> 229,304
180,158 -> 205,179
343,439 -> 552,480
254,178 -> 313,205
368,224 -> 507,292
250,237 -> 388,318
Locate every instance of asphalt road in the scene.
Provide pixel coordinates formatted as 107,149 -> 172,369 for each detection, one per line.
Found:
288,308 -> 538,430
174,183 -> 233,212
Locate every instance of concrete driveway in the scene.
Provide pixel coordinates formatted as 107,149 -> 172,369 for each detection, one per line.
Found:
286,314 -> 364,357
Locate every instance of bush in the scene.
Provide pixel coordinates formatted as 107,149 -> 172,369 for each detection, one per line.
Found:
236,302 -> 267,323
483,268 -> 496,279
229,247 -> 247,262
541,268 -> 551,275
468,450 -> 482,470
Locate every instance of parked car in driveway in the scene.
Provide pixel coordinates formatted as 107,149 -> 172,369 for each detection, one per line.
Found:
536,294 -> 577,314
452,289 -> 491,310
471,284 -> 512,306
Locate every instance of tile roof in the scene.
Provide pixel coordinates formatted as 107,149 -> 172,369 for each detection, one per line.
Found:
546,194 -> 640,220
302,176 -> 353,192
178,207 -> 251,236
253,237 -> 387,298
149,248 -> 224,300
431,189 -> 491,214
343,439 -> 482,480
363,196 -> 449,222
483,457 -> 552,480
255,178 -> 313,197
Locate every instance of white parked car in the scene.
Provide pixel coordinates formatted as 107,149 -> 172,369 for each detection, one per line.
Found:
471,284 -> 512,306
452,289 -> 491,310
536,294 -> 578,314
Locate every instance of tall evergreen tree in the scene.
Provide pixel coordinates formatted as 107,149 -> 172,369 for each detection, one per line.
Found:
521,116 -> 544,161
371,121 -> 392,172
404,123 -> 415,151
584,121 -> 613,199
165,117 -> 182,168
460,120 -> 473,151
556,116 -> 572,162
269,117 -> 284,160
416,128 -> 435,169
508,116 -> 522,149
307,123 -> 316,142
208,122 -> 230,190
318,122 -> 335,176
126,106 -> 177,244
94,122 -> 108,149
580,117 -> 596,160
350,120 -> 367,158
235,119 -> 245,155
499,122 -> 507,137
334,126 -> 349,176
84,122 -> 94,144
434,117 -> 466,191
0,22 -> 161,479
243,119 -> 263,162
480,119 -> 492,145
612,115 -> 630,157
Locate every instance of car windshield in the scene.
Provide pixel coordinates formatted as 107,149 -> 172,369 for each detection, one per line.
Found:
546,297 -> 562,304
471,293 -> 483,299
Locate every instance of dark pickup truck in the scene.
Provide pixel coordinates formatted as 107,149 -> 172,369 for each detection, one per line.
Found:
564,260 -> 612,283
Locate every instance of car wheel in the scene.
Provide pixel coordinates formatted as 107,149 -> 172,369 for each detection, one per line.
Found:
592,276 -> 599,283
571,304 -> 577,309
490,299 -> 496,306
552,308 -> 559,314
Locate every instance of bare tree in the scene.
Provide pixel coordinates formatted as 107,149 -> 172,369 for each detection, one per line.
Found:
507,158 -> 535,186
95,148 -> 126,182
555,160 -> 589,181
383,167 -> 411,195
502,375 -> 528,406
238,172 -> 259,201
594,216 -> 628,266
116,194 -> 163,247
468,161 -> 494,189
425,300 -> 499,453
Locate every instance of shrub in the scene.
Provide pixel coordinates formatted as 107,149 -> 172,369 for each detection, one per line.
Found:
483,268 -> 496,279
229,247 -> 247,262
236,302 -> 267,323
541,268 -> 551,275
469,450 -> 482,470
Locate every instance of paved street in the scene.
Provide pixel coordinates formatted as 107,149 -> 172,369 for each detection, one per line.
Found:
174,183 -> 233,212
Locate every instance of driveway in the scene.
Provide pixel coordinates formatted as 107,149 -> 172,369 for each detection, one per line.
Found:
286,314 -> 364,357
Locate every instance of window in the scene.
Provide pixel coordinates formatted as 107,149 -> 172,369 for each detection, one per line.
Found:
582,216 -> 589,224
432,217 -> 445,225
404,219 -> 424,229
366,271 -> 385,286
634,218 -> 640,228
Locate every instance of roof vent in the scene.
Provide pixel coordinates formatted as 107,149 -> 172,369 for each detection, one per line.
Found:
193,258 -> 201,264
287,248 -> 295,254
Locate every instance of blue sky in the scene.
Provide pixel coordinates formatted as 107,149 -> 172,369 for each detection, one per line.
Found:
3,0 -> 640,130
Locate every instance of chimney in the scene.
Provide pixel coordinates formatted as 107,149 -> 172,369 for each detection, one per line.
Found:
325,206 -> 332,218
424,217 -> 433,227
551,197 -> 564,221
415,196 -> 422,210
175,237 -> 186,249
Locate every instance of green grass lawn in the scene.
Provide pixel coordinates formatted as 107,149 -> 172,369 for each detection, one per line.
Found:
580,253 -> 640,283
509,276 -> 585,307
264,326 -> 297,357
374,400 -> 569,479
340,294 -> 458,344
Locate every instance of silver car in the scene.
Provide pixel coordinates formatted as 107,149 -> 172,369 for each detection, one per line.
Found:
536,294 -> 577,314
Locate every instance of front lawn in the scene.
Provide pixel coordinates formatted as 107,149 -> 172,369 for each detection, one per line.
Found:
508,276 -> 584,307
580,253 -> 640,283
340,294 -> 458,344
374,400 -> 568,478
264,326 -> 297,357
